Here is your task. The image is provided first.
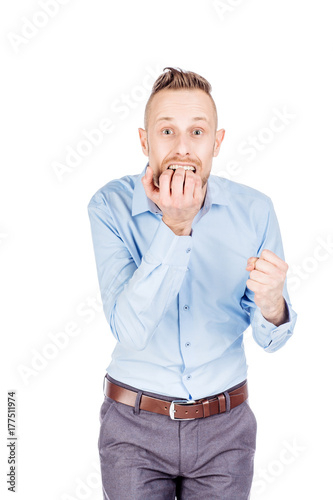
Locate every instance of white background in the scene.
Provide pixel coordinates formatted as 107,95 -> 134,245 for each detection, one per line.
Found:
1,0 -> 332,498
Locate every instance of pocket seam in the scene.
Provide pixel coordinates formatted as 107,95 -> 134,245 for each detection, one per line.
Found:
99,396 -> 116,425
242,399 -> 257,428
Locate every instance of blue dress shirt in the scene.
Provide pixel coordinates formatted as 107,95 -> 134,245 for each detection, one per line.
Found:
87,163 -> 297,400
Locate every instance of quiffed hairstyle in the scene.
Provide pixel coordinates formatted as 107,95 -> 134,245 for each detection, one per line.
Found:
144,67 -> 217,130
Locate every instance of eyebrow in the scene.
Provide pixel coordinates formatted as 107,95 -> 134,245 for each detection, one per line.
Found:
156,116 -> 209,123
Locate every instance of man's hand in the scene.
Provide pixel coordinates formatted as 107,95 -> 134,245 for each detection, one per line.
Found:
246,249 -> 289,326
141,166 -> 205,235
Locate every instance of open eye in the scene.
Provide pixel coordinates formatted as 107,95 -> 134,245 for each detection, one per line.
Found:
193,129 -> 203,135
162,129 -> 173,135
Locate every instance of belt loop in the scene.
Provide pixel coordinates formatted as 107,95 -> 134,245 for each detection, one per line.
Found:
133,390 -> 143,415
217,394 -> 225,413
223,390 -> 230,413
202,400 -> 211,418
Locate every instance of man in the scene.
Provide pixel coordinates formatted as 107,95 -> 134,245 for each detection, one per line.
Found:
87,67 -> 297,499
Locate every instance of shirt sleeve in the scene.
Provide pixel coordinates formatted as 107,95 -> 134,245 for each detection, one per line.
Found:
87,202 -> 192,351
240,197 -> 297,353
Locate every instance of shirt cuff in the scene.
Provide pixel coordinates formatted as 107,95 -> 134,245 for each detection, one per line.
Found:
252,298 -> 297,353
145,219 -> 193,267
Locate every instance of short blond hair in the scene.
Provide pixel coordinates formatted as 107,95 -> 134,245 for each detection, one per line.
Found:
144,67 -> 217,130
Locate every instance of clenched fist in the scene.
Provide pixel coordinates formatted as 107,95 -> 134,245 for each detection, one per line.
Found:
246,249 -> 289,326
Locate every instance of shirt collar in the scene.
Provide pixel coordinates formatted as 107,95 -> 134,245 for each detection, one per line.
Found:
132,162 -> 229,217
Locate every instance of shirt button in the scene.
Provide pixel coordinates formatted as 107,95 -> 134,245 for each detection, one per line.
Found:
186,375 -> 192,380
185,342 -> 191,348
261,324 -> 266,329
183,305 -> 190,311
186,248 -> 191,253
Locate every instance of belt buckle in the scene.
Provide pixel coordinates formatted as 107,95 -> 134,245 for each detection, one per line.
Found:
169,399 -> 196,420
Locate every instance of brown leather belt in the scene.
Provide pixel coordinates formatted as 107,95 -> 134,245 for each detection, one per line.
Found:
104,377 -> 248,420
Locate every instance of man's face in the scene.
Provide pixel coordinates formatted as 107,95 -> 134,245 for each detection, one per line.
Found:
138,89 -> 225,194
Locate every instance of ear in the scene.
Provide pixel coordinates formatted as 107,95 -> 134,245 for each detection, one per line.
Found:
213,129 -> 225,157
138,128 -> 149,157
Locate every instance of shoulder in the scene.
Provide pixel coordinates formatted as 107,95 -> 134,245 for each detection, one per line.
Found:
210,174 -> 273,210
87,173 -> 140,211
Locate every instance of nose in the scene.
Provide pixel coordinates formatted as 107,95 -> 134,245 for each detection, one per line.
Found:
174,132 -> 192,157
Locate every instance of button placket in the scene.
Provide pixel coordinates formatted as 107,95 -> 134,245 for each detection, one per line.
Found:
178,260 -> 193,389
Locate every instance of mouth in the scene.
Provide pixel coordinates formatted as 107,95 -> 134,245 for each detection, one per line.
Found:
167,164 -> 196,173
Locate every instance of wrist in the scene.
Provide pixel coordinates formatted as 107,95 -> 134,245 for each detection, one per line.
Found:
261,298 -> 288,326
162,217 -> 192,236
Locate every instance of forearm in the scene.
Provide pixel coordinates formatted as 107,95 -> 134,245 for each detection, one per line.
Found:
110,258 -> 187,350
106,220 -> 192,350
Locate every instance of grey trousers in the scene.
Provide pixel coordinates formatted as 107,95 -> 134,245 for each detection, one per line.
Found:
98,374 -> 257,500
